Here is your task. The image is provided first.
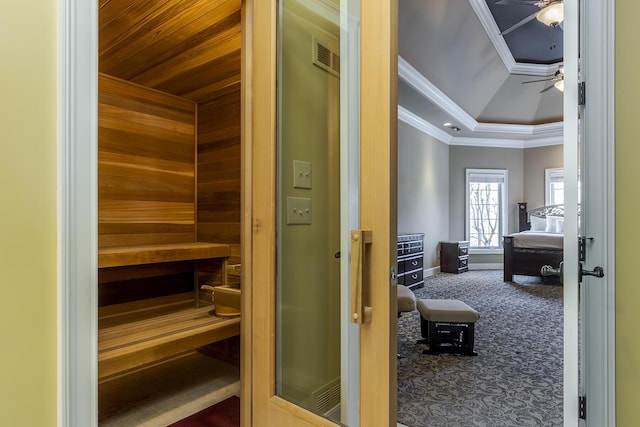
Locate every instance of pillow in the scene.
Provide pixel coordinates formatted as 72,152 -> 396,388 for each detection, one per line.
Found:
545,215 -> 563,233
530,215 -> 547,232
555,218 -> 564,233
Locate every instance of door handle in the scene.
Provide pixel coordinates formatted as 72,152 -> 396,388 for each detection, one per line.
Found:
579,264 -> 604,282
350,230 -> 373,324
541,261 -> 604,284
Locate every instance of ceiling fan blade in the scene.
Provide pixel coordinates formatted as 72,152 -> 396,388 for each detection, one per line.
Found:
499,12 -> 537,35
522,78 -> 554,84
539,84 -> 556,93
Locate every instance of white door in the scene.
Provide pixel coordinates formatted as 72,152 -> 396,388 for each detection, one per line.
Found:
561,0 -> 615,425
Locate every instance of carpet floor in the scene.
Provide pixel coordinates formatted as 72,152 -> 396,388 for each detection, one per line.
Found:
397,270 -> 563,427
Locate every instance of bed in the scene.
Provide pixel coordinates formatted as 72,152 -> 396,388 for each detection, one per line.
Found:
503,202 -> 564,282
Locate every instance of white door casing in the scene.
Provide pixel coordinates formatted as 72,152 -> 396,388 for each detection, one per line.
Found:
577,0 -> 617,424
57,0 -> 98,426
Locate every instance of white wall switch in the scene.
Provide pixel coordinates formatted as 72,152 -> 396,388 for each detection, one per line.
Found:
287,197 -> 312,225
293,160 -> 312,189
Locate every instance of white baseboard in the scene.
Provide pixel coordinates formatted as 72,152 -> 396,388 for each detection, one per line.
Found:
423,266 -> 440,277
469,263 -> 503,270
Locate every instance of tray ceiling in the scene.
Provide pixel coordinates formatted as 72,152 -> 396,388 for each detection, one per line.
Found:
398,0 -> 564,143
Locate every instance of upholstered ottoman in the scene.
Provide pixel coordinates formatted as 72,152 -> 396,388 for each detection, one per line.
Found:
397,284 -> 417,315
416,299 -> 480,356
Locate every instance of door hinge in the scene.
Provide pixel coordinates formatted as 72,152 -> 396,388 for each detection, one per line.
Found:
579,395 -> 587,419
578,82 -> 586,106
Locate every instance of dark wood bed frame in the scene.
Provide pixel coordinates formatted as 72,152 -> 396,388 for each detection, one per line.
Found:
503,202 -> 564,282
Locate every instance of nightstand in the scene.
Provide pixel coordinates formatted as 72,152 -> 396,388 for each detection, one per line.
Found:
440,241 -> 469,274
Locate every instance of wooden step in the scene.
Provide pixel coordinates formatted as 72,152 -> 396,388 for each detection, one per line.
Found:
98,306 -> 240,379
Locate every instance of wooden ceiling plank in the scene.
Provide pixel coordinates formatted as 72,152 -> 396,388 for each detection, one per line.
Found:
100,0 -> 184,53
154,50 -> 241,100
101,6 -> 240,83
131,26 -> 240,88
100,0 -> 149,31
182,75 -> 241,103
100,0 -> 236,73
99,0 -> 113,11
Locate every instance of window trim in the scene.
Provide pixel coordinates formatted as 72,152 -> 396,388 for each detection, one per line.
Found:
545,167 -> 564,206
465,168 -> 508,252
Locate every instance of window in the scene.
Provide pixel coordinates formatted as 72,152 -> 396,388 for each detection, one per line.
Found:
545,168 -> 564,206
466,169 -> 508,251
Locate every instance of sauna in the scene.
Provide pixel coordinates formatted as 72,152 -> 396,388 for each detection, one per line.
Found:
97,0 -> 242,422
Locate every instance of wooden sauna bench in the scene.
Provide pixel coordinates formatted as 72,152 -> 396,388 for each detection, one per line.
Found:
97,242 -> 240,380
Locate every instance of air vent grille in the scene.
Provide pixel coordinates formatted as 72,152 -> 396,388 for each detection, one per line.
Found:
312,36 -> 340,76
311,377 -> 341,415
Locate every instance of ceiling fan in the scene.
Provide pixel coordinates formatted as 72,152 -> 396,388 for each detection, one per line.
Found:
522,67 -> 564,92
497,0 -> 564,36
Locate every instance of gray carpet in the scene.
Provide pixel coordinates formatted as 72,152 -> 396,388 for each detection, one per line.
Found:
397,270 -> 563,427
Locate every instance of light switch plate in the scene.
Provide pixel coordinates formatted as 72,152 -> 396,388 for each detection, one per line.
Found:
287,197 -> 312,225
293,160 -> 312,189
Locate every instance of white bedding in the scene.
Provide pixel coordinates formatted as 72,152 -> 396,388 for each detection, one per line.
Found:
509,231 -> 564,250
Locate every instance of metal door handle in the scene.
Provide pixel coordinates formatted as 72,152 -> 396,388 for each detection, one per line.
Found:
350,230 -> 373,324
580,264 -> 604,281
542,261 -> 605,284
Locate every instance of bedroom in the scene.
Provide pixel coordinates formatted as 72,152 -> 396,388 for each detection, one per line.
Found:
395,0 -> 567,424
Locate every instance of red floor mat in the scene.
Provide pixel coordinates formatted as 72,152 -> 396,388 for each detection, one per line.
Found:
167,396 -> 240,427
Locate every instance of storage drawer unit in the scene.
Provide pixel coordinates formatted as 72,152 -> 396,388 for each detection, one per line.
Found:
440,241 -> 469,274
398,233 -> 424,290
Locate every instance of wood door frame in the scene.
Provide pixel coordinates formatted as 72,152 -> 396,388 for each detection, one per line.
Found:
245,0 -> 397,425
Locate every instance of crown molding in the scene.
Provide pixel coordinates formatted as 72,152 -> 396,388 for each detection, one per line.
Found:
398,106 -> 452,144
475,121 -> 564,135
468,0 -> 561,77
399,104 -> 563,148
398,56 -> 564,138
398,57 -> 478,130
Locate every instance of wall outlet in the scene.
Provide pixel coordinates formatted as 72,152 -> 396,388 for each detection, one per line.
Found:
287,197 -> 312,225
293,160 -> 312,189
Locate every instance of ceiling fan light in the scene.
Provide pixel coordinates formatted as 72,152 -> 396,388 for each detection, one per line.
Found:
536,3 -> 564,26
554,79 -> 565,92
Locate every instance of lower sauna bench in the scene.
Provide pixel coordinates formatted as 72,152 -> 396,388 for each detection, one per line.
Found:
97,242 -> 240,380
98,307 -> 240,379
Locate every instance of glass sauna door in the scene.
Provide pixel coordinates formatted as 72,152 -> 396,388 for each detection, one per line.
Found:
248,0 -> 398,425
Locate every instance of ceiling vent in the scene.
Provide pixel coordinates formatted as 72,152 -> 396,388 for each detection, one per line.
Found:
312,36 -> 340,76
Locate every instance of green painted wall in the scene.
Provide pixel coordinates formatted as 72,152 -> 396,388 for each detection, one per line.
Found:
615,1 -> 640,424
277,2 -> 342,409
0,1 -> 58,426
